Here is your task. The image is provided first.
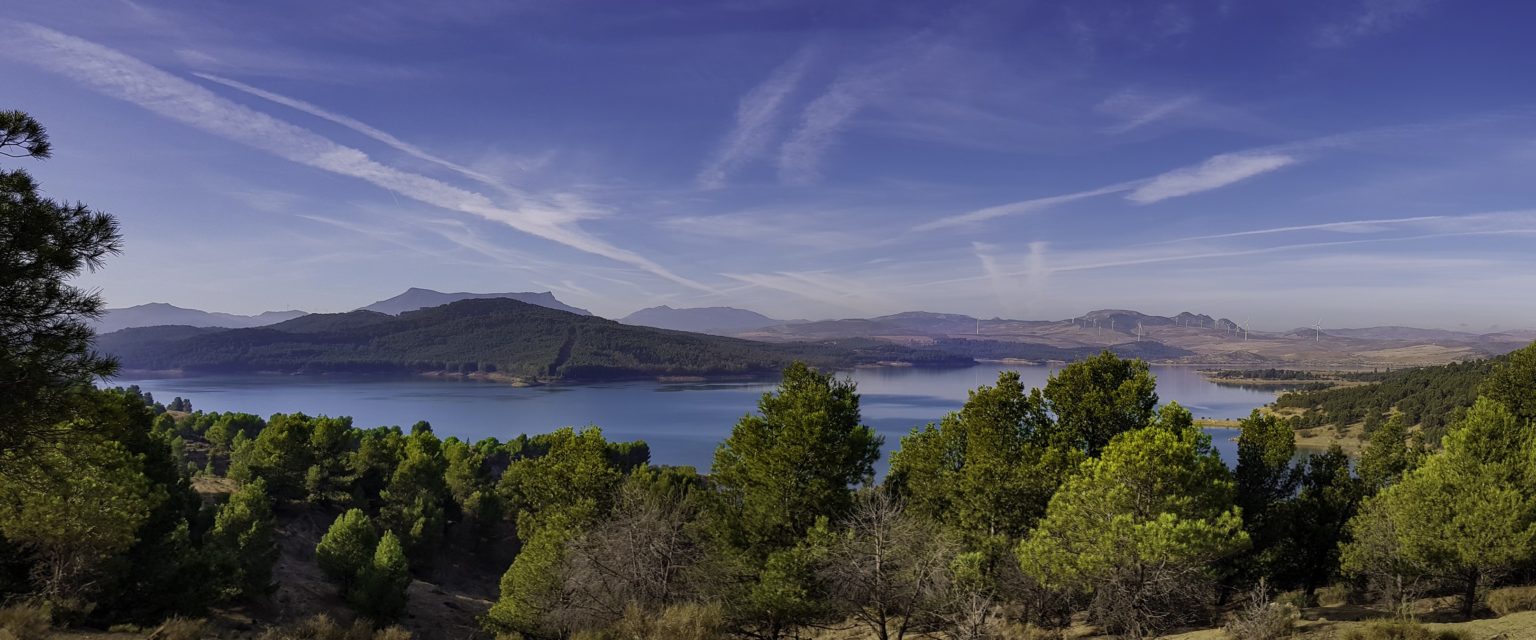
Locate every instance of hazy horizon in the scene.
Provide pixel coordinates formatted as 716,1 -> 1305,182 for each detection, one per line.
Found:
7,1 -> 1536,331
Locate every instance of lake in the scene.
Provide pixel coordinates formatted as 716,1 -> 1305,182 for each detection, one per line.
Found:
111,364 -> 1276,473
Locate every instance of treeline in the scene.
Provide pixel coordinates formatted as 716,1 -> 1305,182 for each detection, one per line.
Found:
93,300 -> 974,381
1273,357 -> 1497,440
920,338 -> 1194,363
10,346 -> 1536,639
1207,369 -> 1328,380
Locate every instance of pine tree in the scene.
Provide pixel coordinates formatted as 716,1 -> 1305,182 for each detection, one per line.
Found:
1018,421 -> 1247,637
1040,350 -> 1158,456
887,370 -> 1074,555
210,478 -> 279,599
1342,397 -> 1536,618
710,362 -> 881,556
317,509 -> 378,589
0,110 -> 122,474
352,531 -> 412,623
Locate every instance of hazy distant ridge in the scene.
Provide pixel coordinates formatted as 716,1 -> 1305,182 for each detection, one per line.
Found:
359,287 -> 591,316
620,305 -> 782,334
93,303 -> 307,334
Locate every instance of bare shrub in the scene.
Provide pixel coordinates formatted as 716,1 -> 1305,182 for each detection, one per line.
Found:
819,489 -> 956,640
1088,565 -> 1214,639
575,603 -> 727,640
560,479 -> 712,633
1222,580 -> 1297,640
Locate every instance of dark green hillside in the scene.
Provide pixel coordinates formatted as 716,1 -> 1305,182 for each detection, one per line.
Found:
264,309 -> 394,333
97,298 -> 974,380
1272,355 -> 1503,438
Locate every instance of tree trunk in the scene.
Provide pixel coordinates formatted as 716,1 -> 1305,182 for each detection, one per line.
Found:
1461,569 -> 1479,620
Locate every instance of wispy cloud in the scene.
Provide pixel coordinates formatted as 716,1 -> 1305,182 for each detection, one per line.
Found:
194,72 -> 508,189
1156,215 -> 1450,243
660,212 -> 866,250
777,70 -> 886,186
1097,90 -> 1202,134
696,46 -> 815,189
1313,0 -> 1437,48
915,181 -> 1139,232
3,21 -> 709,291
1127,152 -> 1296,204
918,144 -> 1311,232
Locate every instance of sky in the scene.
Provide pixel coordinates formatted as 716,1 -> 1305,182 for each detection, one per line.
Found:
5,0 -> 1536,331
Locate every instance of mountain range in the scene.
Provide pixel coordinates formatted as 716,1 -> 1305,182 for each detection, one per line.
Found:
619,305 -> 783,334
95,298 -> 971,381
94,288 -> 593,333
92,303 -> 308,334
94,289 -> 1535,370
731,310 -> 1530,367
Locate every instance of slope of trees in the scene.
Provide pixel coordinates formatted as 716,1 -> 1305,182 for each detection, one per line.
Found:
1273,357 -> 1497,439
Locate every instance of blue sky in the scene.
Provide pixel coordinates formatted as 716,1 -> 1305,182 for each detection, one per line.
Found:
5,0 -> 1536,330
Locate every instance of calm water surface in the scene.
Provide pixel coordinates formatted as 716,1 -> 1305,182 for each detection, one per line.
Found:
112,365 -> 1276,473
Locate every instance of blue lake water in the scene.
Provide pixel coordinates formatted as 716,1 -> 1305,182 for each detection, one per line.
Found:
111,365 -> 1276,473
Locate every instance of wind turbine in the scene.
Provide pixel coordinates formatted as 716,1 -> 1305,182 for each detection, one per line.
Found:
1315,318 -> 1322,343
1244,317 -> 1250,342
1137,321 -> 1143,342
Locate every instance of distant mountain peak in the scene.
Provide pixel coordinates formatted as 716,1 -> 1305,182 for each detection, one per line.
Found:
620,305 -> 780,334
360,288 -> 591,316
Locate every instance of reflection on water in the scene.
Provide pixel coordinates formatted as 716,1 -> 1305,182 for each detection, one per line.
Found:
112,365 -> 1277,473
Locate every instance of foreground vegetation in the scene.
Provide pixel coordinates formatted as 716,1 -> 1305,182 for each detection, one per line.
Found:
9,111 -> 1536,640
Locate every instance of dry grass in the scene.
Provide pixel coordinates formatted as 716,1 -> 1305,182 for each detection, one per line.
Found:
1337,620 -> 1470,640
146,617 -> 206,640
0,603 -> 51,640
1488,585 -> 1536,617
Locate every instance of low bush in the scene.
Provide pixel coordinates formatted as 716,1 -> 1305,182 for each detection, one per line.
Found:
0,604 -> 51,640
1488,585 -> 1536,617
1276,589 -> 1311,609
1317,584 -> 1352,607
1339,620 -> 1470,640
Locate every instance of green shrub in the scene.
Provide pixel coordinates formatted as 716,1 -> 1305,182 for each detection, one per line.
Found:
1276,589 -> 1311,609
1488,585 -> 1536,616
1340,620 -> 1471,640
0,604 -> 51,640
1318,584 -> 1352,607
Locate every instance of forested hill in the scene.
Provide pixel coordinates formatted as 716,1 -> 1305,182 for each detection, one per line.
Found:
1272,355 -> 1507,439
95,298 -> 973,381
